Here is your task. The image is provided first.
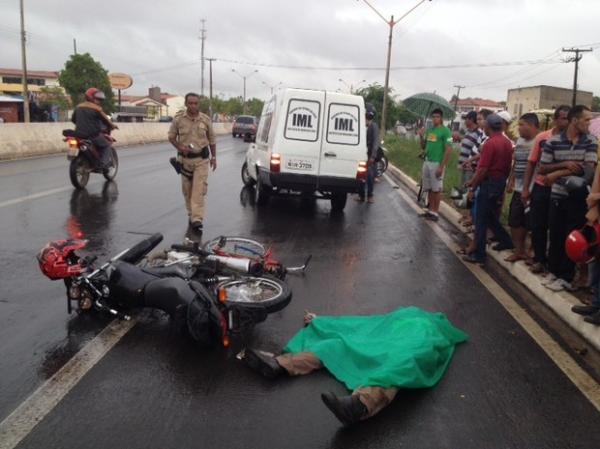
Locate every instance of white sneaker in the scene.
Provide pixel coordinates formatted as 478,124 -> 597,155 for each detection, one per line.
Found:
545,278 -> 566,292
541,273 -> 557,286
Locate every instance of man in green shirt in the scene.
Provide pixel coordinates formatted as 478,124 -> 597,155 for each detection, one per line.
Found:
418,109 -> 452,221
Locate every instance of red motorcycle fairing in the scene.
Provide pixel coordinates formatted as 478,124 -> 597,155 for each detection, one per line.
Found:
37,239 -> 88,280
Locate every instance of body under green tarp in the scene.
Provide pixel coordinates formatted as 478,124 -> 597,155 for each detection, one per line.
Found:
283,306 -> 468,390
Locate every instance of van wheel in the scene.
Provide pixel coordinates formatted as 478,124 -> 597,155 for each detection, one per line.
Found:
255,176 -> 271,206
241,162 -> 256,187
331,192 -> 347,211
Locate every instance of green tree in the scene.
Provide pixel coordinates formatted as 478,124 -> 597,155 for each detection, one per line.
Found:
39,86 -> 70,113
592,96 -> 600,112
59,53 -> 115,112
245,98 -> 264,117
355,83 -> 418,130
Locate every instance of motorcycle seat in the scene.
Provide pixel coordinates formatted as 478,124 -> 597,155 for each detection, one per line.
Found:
143,265 -> 191,280
62,129 -> 90,140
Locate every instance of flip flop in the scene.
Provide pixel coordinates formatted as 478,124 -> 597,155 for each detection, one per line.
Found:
504,254 -> 527,263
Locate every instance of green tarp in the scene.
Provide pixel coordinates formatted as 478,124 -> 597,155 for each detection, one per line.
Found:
283,307 -> 468,390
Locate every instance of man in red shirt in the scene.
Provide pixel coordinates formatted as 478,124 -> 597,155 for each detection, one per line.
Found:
464,114 -> 514,265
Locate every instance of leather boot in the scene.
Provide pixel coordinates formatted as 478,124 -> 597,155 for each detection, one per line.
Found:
321,392 -> 367,426
243,348 -> 285,379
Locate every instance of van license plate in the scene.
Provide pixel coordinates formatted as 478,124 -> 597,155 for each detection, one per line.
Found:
286,159 -> 312,170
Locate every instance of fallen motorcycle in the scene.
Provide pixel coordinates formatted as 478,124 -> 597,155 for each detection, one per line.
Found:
147,235 -> 311,280
37,233 -> 293,347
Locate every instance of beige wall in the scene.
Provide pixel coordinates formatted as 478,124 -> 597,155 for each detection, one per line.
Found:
507,87 -> 541,117
0,122 -> 232,160
507,86 -> 594,116
539,86 -> 593,109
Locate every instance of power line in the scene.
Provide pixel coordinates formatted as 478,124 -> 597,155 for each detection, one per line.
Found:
212,57 -> 563,72
126,58 -> 564,78
562,47 -> 593,106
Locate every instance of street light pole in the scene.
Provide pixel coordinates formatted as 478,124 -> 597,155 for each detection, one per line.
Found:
262,81 -> 282,96
358,0 -> 431,133
232,69 -> 258,114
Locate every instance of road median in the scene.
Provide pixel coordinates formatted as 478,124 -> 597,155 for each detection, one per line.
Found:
0,122 -> 232,160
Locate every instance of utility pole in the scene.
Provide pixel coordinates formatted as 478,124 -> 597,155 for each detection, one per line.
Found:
452,85 -> 465,128
73,38 -> 77,55
562,47 -> 592,106
200,19 -> 207,96
207,58 -> 215,101
207,57 -> 215,118
358,0 -> 431,133
19,0 -> 30,123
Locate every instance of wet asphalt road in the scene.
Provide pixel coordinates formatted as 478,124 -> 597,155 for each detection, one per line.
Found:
1,136 -> 599,449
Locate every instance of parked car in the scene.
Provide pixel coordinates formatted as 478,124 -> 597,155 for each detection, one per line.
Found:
158,116 -> 173,122
241,88 -> 366,211
232,115 -> 258,140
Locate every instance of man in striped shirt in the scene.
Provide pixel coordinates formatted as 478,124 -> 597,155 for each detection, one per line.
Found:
505,113 -> 539,262
457,111 -> 483,186
539,105 -> 598,292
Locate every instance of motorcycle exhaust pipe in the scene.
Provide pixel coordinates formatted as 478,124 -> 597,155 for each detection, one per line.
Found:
206,255 -> 263,276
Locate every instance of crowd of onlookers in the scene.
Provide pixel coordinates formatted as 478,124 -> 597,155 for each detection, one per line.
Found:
418,104 -> 600,326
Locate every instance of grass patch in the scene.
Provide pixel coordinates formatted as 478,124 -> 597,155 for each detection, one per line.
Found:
384,135 -> 510,224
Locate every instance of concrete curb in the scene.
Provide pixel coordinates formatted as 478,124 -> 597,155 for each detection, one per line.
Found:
387,162 -> 600,352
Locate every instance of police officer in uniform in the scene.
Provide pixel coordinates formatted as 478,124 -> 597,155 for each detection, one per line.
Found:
168,93 -> 217,232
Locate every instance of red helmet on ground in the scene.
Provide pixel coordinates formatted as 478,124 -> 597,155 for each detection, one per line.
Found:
37,239 -> 88,280
85,87 -> 106,101
565,224 -> 600,264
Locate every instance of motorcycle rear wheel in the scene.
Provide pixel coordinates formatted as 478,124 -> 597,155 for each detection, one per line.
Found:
69,157 -> 90,189
218,275 -> 291,314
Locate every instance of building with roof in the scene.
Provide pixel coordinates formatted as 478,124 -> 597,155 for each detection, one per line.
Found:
507,85 -> 593,117
0,68 -> 60,96
118,87 -> 184,121
454,97 -> 504,114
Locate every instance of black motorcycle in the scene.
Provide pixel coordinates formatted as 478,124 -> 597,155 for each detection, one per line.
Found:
37,233 -> 292,347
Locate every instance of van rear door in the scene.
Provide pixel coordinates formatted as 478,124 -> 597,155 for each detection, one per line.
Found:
278,90 -> 324,178
318,93 -> 364,182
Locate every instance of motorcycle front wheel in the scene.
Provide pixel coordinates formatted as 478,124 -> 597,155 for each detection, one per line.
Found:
218,275 -> 291,314
376,156 -> 388,177
103,148 -> 119,181
69,157 -> 90,189
202,236 -> 267,258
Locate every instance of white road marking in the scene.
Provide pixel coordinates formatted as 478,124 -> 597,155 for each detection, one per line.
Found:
384,173 -> 600,412
0,186 -> 74,209
0,319 -> 136,449
0,144 -> 236,209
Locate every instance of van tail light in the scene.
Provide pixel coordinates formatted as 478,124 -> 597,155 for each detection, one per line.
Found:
67,138 -> 79,148
270,153 -> 281,173
356,161 -> 368,180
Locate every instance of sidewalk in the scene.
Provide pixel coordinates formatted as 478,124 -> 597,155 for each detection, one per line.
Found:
387,163 -> 600,352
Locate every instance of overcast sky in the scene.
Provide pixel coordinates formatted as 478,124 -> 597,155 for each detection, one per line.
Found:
1,0 -> 599,103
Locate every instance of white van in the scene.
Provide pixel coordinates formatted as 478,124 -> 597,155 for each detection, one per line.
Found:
241,88 -> 368,211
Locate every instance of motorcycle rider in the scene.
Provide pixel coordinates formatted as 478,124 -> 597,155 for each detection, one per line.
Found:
71,87 -> 117,169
